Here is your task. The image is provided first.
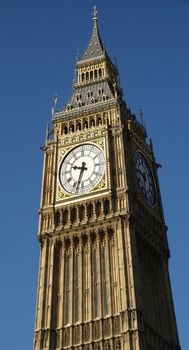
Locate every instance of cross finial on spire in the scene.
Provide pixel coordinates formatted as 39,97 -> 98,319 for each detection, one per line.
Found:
93,6 -> 98,22
139,108 -> 144,125
52,94 -> 58,116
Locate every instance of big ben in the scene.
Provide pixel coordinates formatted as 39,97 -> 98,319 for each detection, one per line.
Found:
33,7 -> 180,350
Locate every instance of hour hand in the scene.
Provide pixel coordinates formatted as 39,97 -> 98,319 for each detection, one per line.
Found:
139,169 -> 146,182
72,165 -> 80,170
72,163 -> 88,171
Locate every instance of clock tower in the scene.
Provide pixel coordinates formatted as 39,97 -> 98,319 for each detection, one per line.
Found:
34,8 -> 180,350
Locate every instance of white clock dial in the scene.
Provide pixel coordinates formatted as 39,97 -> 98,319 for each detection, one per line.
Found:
59,144 -> 105,195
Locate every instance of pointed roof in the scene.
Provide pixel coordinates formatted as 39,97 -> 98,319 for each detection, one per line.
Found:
80,6 -> 106,62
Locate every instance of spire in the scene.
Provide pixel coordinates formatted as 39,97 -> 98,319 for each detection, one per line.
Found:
80,6 -> 105,61
93,5 -> 98,22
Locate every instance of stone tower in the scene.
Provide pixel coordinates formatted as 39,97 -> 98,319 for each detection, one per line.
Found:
34,7 -> 180,350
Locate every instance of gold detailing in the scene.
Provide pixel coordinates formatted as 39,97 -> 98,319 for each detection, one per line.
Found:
55,122 -> 62,137
60,125 -> 106,146
58,147 -> 70,163
96,138 -> 104,149
95,178 -> 105,190
57,186 -> 69,199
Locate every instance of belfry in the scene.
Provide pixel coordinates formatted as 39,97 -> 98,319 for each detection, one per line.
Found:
34,8 -> 180,350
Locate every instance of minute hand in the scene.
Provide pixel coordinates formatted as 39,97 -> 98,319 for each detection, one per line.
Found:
75,162 -> 87,193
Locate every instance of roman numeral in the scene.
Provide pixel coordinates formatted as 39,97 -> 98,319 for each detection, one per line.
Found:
93,152 -> 101,159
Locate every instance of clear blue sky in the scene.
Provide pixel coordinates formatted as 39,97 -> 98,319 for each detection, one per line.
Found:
0,0 -> 188,349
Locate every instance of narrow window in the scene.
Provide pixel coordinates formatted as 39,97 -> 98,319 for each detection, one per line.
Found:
90,71 -> 93,80
63,125 -> 68,134
76,121 -> 81,130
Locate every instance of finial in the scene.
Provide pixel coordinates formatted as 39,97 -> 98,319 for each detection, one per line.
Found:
139,108 -> 144,125
76,48 -> 80,61
93,6 -> 98,22
150,138 -> 154,150
46,122 -> 49,141
52,94 -> 58,116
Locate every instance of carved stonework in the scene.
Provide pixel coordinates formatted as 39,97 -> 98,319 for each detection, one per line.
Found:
94,321 -> 101,339
57,185 -> 69,200
43,330 -> 48,347
60,128 -> 106,147
34,332 -> 38,349
104,319 -> 110,337
105,340 -> 111,350
115,338 -> 121,349
64,328 -> 70,347
94,342 -> 100,350
56,330 -> 60,348
84,323 -> 90,342
113,316 -> 120,335
74,326 -> 80,344
95,178 -> 106,190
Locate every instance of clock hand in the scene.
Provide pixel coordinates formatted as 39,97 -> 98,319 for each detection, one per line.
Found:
72,164 -> 88,171
75,162 -> 87,193
138,169 -> 147,182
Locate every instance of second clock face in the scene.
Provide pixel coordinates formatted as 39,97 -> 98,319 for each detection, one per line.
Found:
135,151 -> 156,206
59,143 -> 105,195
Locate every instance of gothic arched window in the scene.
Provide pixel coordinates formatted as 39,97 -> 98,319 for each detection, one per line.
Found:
90,70 -> 93,80
96,201 -> 102,217
104,199 -> 110,215
76,121 -> 81,130
71,207 -> 77,224
63,209 -> 68,225
79,205 -> 85,222
87,203 -> 93,219
63,125 -> 68,134
55,211 -> 61,227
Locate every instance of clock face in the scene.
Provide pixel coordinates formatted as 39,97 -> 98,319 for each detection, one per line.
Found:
59,143 -> 105,195
135,151 -> 156,206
